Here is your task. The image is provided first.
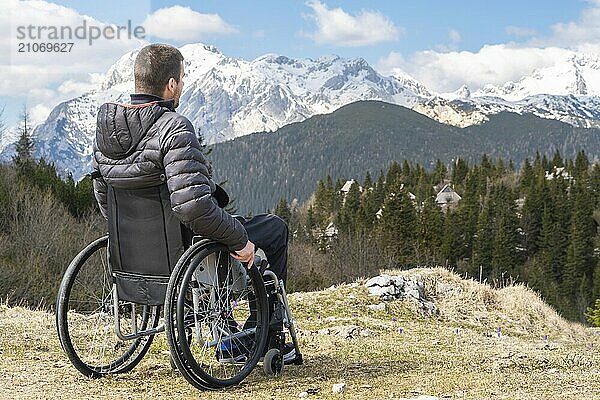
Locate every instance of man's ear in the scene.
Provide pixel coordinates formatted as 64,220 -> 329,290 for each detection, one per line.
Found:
167,77 -> 177,95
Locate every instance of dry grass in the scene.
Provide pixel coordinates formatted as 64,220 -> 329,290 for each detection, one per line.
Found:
1,268 -> 599,400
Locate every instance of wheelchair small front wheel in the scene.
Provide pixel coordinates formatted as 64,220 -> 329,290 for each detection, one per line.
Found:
56,236 -> 160,377
165,241 -> 269,390
263,348 -> 284,377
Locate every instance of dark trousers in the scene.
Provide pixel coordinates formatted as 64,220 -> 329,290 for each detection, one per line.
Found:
242,213 -> 289,284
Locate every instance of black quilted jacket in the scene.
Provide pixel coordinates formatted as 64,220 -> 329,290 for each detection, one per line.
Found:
91,95 -> 248,251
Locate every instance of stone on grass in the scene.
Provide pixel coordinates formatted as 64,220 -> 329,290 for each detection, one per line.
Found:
332,382 -> 346,394
367,302 -> 387,312
365,274 -> 438,316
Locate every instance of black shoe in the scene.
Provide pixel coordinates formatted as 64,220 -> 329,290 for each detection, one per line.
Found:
282,343 -> 296,363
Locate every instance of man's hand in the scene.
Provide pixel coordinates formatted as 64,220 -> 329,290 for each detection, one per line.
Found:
230,240 -> 255,268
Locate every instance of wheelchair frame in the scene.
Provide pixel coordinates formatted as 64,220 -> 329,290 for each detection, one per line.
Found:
55,234 -> 302,390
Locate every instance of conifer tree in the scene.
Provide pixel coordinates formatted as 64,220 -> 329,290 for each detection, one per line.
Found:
440,209 -> 464,267
401,159 -> 411,180
453,168 -> 481,262
573,150 -> 589,180
551,149 -> 563,168
363,171 -> 373,190
480,154 -> 494,179
533,151 -> 542,172
564,179 -> 595,316
305,206 -> 317,231
312,180 -> 327,227
535,177 -> 570,312
337,180 -> 360,233
533,206 -> 560,293
491,202 -> 519,280
373,170 -> 386,213
417,194 -> 444,264
521,176 -> 545,256
520,158 -> 534,192
13,105 -> 34,169
379,177 -> 417,265
274,197 -> 292,224
433,159 -> 447,184
496,157 -> 506,177
592,162 -> 600,209
472,200 -> 494,279
385,162 -> 402,193
357,174 -> 378,230
542,153 -> 550,171
451,158 -> 469,186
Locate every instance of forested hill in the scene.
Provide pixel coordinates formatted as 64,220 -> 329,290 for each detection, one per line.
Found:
208,100 -> 600,214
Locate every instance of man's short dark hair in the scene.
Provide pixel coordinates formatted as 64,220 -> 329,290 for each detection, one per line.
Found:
134,44 -> 184,96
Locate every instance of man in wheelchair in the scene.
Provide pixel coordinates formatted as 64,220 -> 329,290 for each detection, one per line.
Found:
91,44 -> 296,366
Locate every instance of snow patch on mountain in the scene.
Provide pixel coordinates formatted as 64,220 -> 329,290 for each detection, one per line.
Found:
413,97 -> 488,127
441,85 -> 471,101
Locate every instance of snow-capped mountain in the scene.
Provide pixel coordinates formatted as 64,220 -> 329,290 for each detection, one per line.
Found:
433,52 -> 600,128
84,43 -> 432,144
2,44 -> 600,179
14,43 -> 431,178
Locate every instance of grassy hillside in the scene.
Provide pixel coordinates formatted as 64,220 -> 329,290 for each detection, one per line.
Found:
1,268 -> 598,399
208,101 -> 600,213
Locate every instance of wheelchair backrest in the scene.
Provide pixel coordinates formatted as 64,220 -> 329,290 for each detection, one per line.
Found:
107,183 -> 191,305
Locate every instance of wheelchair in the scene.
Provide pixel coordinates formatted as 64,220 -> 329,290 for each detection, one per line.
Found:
55,183 -> 302,390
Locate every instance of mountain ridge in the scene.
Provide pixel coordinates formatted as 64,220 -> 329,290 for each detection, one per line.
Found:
2,43 -> 600,181
207,100 -> 600,213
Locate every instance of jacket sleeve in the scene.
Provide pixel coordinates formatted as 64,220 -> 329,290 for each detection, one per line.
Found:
160,116 -> 248,251
91,143 -> 109,220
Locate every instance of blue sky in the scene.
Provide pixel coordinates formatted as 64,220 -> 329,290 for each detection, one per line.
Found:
0,0 -> 595,128
50,0 -> 586,60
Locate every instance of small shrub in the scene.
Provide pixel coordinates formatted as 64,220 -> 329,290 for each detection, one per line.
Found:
585,298 -> 600,326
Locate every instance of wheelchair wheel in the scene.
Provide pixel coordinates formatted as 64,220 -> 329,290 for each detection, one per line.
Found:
56,236 -> 160,377
263,348 -> 283,377
165,241 -> 269,390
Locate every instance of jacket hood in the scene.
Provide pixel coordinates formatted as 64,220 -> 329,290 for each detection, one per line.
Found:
96,102 -> 167,159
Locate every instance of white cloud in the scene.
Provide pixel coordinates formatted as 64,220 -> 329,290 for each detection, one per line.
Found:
142,6 -> 237,41
377,1 -> 600,93
57,73 -> 104,97
0,0 -> 145,125
20,73 -> 105,126
435,28 -> 461,52
377,45 -> 571,93
537,0 -> 600,47
302,0 -> 402,47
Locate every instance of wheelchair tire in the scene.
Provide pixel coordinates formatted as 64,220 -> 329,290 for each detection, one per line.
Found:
263,348 -> 283,377
56,235 -> 160,378
165,241 -> 269,390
